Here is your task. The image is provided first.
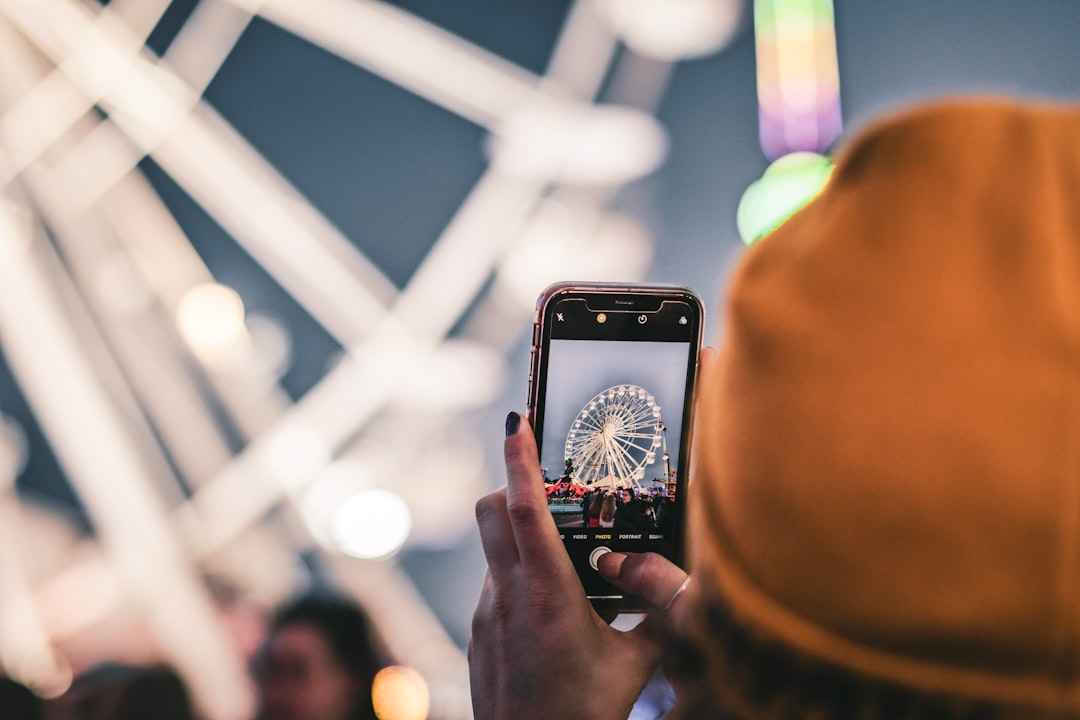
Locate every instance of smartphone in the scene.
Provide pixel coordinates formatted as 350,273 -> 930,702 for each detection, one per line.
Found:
527,282 -> 704,612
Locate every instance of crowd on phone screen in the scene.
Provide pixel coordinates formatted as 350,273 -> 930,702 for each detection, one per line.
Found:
581,486 -> 675,534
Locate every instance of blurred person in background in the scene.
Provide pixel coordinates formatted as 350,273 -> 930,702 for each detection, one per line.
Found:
254,592 -> 387,720
46,663 -> 194,720
110,665 -> 195,720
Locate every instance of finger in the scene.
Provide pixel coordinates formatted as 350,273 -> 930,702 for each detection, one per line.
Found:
469,570 -> 494,642
597,552 -> 689,613
468,572 -> 505,720
470,571 -> 505,640
503,413 -> 573,575
475,487 -> 519,575
695,346 -> 717,415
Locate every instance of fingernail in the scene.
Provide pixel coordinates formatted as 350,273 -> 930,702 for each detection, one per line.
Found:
504,412 -> 521,437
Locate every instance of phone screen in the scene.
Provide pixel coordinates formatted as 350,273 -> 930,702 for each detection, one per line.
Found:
530,289 -> 701,609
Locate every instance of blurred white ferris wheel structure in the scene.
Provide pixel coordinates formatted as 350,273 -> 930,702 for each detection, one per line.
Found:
0,0 -> 743,717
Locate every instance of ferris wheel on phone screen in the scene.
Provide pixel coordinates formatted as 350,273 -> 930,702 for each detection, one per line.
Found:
564,384 -> 663,490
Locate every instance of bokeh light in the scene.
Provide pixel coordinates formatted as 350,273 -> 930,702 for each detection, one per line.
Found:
332,489 -> 413,560
754,0 -> 841,159
300,458 -> 379,547
598,0 -> 744,62
175,282 -> 247,362
736,151 -> 833,244
246,312 -> 294,379
372,665 -> 430,720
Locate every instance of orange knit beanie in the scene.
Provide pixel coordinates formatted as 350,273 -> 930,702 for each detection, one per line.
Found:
683,98 -> 1080,717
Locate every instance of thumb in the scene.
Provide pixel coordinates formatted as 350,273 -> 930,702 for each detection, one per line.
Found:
597,552 -> 690,614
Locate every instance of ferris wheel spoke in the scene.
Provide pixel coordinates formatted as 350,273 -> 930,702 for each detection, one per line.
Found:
574,437 -> 607,481
607,444 -> 637,484
582,434 -> 606,457
573,426 -> 603,449
617,430 -> 658,441
613,432 -> 654,449
604,446 -> 630,481
609,435 -> 642,471
606,444 -> 632,474
610,441 -> 646,461
582,408 -> 608,426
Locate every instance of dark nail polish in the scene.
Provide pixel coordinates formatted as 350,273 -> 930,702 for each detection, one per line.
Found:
504,412 -> 521,437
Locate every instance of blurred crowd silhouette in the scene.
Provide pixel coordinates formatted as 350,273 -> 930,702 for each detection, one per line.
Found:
0,590 -> 391,720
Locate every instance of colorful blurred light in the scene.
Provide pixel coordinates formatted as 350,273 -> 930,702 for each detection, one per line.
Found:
736,151 -> 833,244
753,0 -> 841,159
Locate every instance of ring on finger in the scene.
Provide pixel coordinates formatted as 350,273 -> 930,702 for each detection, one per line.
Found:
665,574 -> 691,608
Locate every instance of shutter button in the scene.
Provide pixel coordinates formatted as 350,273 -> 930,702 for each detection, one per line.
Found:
588,545 -> 612,571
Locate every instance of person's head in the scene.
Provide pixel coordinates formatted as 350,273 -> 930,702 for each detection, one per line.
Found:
600,494 -> 617,522
48,664 -> 193,720
256,593 -> 384,720
619,488 -> 634,503
589,493 -> 604,517
680,99 -> 1080,718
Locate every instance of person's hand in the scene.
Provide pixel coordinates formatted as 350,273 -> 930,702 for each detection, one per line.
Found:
468,412 -> 691,720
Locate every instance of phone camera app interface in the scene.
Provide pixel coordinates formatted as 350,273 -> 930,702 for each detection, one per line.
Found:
538,297 -> 696,601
